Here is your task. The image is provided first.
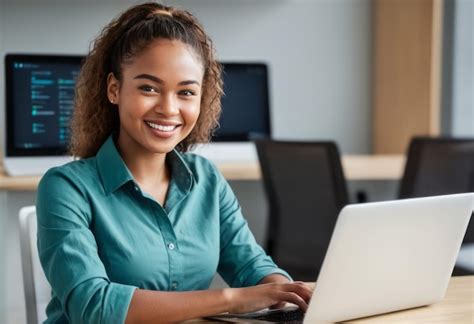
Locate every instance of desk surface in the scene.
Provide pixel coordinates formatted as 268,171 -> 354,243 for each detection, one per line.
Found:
0,155 -> 405,191
344,275 -> 473,323
189,275 -> 473,323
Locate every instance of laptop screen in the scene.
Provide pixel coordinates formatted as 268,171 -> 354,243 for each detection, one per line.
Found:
5,54 -> 83,156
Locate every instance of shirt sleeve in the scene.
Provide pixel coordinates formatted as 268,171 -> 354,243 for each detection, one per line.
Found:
215,173 -> 292,287
36,168 -> 137,324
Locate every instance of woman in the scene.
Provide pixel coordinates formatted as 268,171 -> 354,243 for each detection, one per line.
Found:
37,3 -> 312,323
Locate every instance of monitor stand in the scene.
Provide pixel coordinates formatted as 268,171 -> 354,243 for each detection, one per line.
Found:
3,143 -> 258,176
192,142 -> 258,163
3,156 -> 73,176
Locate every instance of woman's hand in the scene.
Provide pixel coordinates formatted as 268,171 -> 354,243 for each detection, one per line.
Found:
223,281 -> 313,314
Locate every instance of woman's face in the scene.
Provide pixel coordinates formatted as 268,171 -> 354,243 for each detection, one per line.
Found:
108,39 -> 204,155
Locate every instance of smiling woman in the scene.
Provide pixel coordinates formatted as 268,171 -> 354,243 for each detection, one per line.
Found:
35,2 -> 312,324
107,39 -> 203,158
70,3 -> 222,157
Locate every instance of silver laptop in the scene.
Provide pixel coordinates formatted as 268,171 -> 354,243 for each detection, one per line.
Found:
209,193 -> 474,323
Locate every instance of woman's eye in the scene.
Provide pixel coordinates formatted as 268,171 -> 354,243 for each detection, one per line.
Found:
180,89 -> 196,96
139,85 -> 158,93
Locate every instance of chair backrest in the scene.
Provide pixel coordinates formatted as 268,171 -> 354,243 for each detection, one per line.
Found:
19,206 -> 50,324
398,137 -> 474,246
399,137 -> 474,198
255,139 -> 349,281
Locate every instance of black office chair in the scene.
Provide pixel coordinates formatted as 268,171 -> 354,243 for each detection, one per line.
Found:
399,137 -> 474,275
254,139 -> 349,281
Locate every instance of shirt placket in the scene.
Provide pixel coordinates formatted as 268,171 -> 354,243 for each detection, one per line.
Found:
157,209 -> 184,291
141,191 -> 184,292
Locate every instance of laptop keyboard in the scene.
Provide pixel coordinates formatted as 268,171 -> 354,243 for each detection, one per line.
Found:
251,308 -> 305,323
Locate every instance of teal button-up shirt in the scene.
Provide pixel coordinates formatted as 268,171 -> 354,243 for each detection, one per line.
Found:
36,136 -> 289,324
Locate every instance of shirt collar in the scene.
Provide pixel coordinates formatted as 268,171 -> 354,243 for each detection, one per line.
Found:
166,149 -> 194,194
96,135 -> 194,196
96,135 -> 134,195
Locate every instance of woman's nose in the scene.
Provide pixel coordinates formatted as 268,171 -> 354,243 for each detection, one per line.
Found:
155,94 -> 179,115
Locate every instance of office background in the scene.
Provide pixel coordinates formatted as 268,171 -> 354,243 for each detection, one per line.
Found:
0,0 -> 472,323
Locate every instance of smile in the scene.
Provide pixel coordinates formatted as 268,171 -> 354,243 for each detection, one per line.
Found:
144,121 -> 180,132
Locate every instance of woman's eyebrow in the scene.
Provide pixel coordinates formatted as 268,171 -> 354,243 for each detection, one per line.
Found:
178,80 -> 201,86
134,73 -> 200,86
134,73 -> 163,84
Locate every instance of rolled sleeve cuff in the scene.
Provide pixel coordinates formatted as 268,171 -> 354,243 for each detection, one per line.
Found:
236,258 -> 293,287
67,280 -> 138,324
103,283 -> 137,324
247,268 -> 293,287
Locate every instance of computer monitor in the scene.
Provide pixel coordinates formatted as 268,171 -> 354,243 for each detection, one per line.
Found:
213,63 -> 271,141
3,56 -> 269,175
4,54 -> 83,175
193,62 -> 271,162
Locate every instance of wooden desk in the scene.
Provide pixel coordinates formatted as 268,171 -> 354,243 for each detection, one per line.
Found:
345,275 -> 473,323
189,276 -> 473,323
0,155 -> 405,191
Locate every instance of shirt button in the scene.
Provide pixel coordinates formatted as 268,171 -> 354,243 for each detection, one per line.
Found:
171,282 -> 178,290
168,243 -> 175,250
134,185 -> 139,191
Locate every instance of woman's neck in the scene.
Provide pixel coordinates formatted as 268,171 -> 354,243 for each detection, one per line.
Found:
116,134 -> 169,188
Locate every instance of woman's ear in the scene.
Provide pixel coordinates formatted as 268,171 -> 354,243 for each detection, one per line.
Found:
107,72 -> 120,104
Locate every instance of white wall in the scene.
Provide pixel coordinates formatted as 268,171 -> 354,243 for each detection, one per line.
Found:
452,0 -> 474,136
0,0 -> 372,154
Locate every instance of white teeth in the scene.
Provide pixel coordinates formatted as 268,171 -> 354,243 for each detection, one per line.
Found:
145,121 -> 177,132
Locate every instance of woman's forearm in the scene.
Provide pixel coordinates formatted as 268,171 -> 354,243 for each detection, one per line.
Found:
125,288 -> 232,323
258,273 -> 292,284
125,280 -> 313,323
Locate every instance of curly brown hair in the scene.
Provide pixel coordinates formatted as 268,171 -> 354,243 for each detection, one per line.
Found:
70,2 -> 223,158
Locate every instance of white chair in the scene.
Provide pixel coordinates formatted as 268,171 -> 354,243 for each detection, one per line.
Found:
19,206 -> 51,324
